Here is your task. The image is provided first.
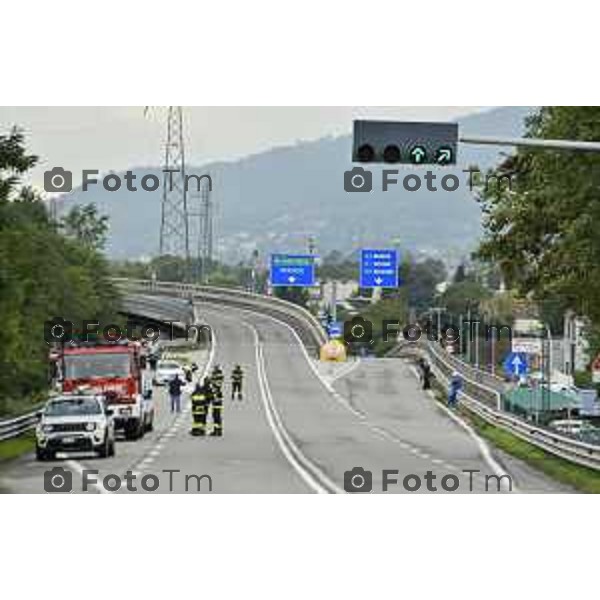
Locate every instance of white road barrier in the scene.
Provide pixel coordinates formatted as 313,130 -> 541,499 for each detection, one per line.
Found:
0,409 -> 42,442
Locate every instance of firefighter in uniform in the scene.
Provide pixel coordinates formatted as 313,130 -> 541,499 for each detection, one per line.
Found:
190,378 -> 211,436
210,366 -> 224,436
231,364 -> 244,400
211,365 -> 224,392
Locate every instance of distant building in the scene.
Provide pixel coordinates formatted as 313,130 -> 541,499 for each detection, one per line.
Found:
321,280 -> 359,304
563,310 -> 589,375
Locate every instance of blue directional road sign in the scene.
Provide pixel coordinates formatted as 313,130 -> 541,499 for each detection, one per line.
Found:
360,249 -> 399,288
327,321 -> 342,338
503,352 -> 528,377
270,254 -> 316,287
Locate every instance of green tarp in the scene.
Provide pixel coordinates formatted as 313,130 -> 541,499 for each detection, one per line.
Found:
504,388 -> 580,413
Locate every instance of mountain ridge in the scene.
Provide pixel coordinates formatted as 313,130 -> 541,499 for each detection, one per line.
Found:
59,106 -> 534,263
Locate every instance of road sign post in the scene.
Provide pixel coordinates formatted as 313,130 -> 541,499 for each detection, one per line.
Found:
270,254 -> 316,287
503,352 -> 528,377
359,249 -> 399,288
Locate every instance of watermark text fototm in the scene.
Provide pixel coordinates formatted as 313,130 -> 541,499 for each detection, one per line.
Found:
44,467 -> 213,493
344,166 -> 513,193
344,467 -> 513,493
43,166 -> 212,194
343,316 -> 512,346
44,317 -> 211,345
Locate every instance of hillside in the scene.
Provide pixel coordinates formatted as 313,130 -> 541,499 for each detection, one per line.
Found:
59,106 -> 534,263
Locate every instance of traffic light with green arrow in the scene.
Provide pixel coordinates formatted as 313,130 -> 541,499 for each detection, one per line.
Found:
352,120 -> 458,166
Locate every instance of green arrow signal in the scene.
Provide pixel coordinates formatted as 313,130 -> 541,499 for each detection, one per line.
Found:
409,146 -> 426,164
436,147 -> 453,165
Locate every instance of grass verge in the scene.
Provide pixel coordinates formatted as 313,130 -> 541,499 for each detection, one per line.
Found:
0,431 -> 35,463
464,411 -> 600,493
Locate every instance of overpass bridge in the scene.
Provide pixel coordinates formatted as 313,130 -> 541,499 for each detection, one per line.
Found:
1,279 -> 589,493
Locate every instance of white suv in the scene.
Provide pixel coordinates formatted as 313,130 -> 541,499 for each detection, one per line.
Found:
36,394 -> 116,460
153,360 -> 186,386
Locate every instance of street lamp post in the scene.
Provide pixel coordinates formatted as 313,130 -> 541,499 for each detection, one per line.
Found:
542,322 -> 553,415
475,318 -> 480,369
466,303 -> 472,364
490,318 -> 496,376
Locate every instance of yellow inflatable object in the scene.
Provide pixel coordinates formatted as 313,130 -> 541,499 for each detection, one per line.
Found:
320,340 -> 347,362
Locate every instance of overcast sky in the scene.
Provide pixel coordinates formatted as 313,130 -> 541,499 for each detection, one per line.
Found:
0,106 -> 488,188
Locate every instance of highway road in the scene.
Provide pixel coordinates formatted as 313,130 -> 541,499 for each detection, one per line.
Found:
0,301 -> 572,494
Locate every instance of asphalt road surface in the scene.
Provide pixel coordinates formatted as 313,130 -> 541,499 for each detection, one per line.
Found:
0,303 -> 572,494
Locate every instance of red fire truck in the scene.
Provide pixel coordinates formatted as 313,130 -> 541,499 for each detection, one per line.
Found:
55,340 -> 154,440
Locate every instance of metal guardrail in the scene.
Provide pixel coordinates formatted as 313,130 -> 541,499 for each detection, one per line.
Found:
431,346 -> 507,393
0,409 -> 41,442
421,341 -> 600,471
121,294 -> 195,328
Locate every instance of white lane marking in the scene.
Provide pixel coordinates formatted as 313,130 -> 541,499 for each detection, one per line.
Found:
213,307 -> 455,468
236,310 -> 450,463
208,305 -> 503,491
66,459 -> 109,494
226,307 -> 515,488
131,322 -> 218,473
436,401 -> 517,493
409,365 -> 518,493
243,321 -> 342,494
328,359 -> 362,384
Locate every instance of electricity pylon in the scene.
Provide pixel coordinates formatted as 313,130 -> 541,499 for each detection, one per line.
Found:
152,107 -> 190,278
191,177 -> 213,284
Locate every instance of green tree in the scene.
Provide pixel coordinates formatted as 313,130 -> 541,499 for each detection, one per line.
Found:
61,204 -> 109,250
273,286 -> 309,308
475,107 -> 600,330
402,255 -> 446,312
440,280 -> 492,319
0,129 -> 120,414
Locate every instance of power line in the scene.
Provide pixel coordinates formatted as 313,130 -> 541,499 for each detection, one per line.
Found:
158,107 -> 190,277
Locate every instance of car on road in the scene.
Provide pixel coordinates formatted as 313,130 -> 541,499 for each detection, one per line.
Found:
153,360 -> 186,385
35,394 -> 116,460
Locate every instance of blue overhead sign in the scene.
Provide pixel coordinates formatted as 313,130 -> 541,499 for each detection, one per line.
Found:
270,254 -> 316,287
360,249 -> 399,288
503,352 -> 528,376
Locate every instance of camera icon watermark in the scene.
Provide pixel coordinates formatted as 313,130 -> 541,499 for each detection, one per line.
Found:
42,467 -> 214,493
44,467 -> 73,493
44,167 -> 73,193
344,467 -> 373,492
42,167 -> 213,195
43,316 -> 212,345
344,167 -> 372,193
44,316 -> 74,344
343,316 -> 374,345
